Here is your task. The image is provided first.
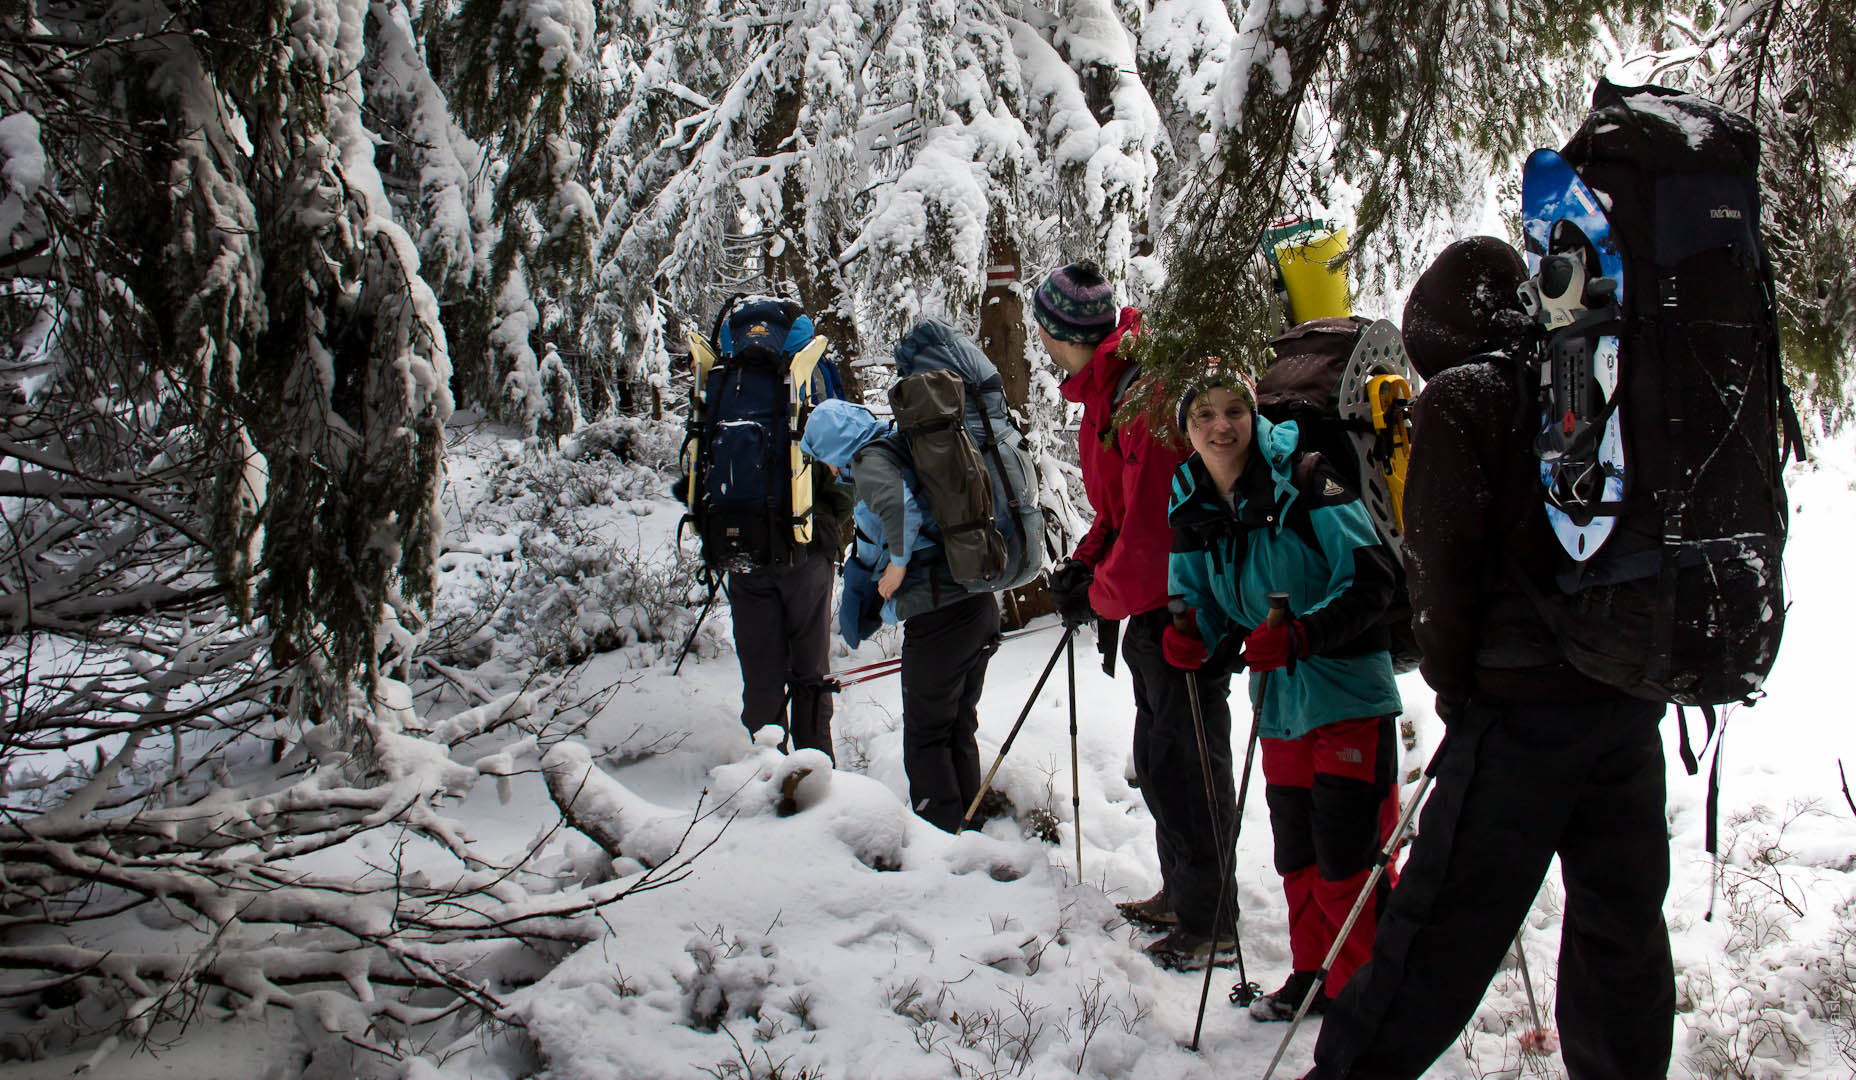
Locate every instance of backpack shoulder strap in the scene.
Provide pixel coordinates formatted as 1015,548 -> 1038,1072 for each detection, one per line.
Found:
709,292 -> 747,352
1111,362 -> 1142,411
1101,362 -> 1143,452
1284,451 -> 1326,553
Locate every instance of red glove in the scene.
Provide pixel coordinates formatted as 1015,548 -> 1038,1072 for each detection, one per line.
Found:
1163,622 -> 1209,670
1243,619 -> 1309,673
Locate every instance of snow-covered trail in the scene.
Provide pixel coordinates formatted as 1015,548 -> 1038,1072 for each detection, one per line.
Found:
415,435 -> 1856,1079
11,431 -> 1850,1080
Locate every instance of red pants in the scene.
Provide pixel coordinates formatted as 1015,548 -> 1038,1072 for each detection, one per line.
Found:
1260,715 -> 1401,997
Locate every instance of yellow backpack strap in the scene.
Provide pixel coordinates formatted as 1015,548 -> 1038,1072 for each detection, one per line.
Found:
787,336 -> 831,544
687,330 -> 717,396
679,330 -> 720,518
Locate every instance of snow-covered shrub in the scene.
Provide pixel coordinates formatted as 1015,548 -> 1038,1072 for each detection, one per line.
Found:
437,430 -> 704,672
681,930 -> 781,1032
562,413 -> 686,474
1678,802 -> 1846,1078
1815,898 -> 1856,1069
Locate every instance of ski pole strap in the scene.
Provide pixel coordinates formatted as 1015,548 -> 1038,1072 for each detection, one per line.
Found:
1779,383 -> 1809,466
1706,723 -> 1722,858
1675,703 -> 1718,777
1096,616 -> 1119,677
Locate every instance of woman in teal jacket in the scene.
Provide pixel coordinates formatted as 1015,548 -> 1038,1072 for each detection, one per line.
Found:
1163,373 -> 1403,1022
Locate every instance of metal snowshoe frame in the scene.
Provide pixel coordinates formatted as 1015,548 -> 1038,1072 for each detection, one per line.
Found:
1335,319 -> 1416,560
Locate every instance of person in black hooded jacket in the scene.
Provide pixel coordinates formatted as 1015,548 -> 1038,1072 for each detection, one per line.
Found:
1306,237 -> 1673,1080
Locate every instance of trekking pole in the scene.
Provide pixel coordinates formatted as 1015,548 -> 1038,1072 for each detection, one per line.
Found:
1260,743 -> 1445,1080
826,623 -> 1056,692
960,624 -> 1077,830
824,667 -> 896,691
672,576 -> 721,676
1067,632 -> 1083,880
1179,593 -> 1283,1052
1513,928 -> 1558,1053
1223,595 -> 1282,1012
825,656 -> 902,690
832,655 -> 903,680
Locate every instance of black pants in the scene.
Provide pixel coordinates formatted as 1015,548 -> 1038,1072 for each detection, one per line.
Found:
1313,697 -> 1673,1080
729,549 -> 835,758
1124,608 -> 1236,937
899,592 -> 1000,833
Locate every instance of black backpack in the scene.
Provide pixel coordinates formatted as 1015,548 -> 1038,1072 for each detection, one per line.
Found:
1519,81 -> 1801,710
679,296 -> 842,573
1256,317 -> 1421,673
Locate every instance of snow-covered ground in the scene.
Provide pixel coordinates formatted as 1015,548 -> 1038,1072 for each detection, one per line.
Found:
13,421 -> 1854,1079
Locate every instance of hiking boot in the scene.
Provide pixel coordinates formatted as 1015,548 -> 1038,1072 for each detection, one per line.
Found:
1249,970 -> 1330,1022
1115,891 -> 1177,930
1143,928 -> 1237,972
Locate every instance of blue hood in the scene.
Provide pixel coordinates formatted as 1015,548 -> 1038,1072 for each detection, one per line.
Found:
799,399 -> 890,469
1255,414 -> 1302,508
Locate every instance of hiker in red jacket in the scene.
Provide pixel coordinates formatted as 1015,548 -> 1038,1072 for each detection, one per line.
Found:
1035,262 -> 1237,970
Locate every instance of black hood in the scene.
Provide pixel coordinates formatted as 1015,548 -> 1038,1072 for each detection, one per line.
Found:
1402,236 -> 1532,380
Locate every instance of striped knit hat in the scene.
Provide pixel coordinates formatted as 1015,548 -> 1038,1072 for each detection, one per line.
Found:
1033,262 -> 1118,344
1176,367 -> 1259,435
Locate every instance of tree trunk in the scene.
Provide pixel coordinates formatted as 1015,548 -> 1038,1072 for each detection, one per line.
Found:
758,87 -> 865,402
978,233 -> 1029,410
977,230 -> 1052,630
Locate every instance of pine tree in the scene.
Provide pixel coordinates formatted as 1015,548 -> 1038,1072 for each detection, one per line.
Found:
0,0 -> 451,733
364,0 -> 494,404
442,0 -> 596,438
1646,0 -> 1856,420
1136,0 -> 1855,421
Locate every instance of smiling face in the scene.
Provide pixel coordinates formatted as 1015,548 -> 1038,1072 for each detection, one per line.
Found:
1184,385 -> 1255,487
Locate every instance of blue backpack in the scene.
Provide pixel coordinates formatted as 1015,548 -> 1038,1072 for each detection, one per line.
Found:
680,296 -> 844,572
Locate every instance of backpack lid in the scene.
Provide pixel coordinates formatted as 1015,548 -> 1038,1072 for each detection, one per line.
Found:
1266,316 -> 1372,359
1257,316 -> 1372,413
894,318 -> 1003,392
717,295 -> 814,361
1565,80 -> 1759,178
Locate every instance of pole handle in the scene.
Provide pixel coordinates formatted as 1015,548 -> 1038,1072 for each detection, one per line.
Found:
1167,596 -> 1193,634
1266,591 -> 1290,628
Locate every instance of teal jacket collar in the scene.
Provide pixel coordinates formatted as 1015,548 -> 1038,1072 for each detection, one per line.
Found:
1169,415 -> 1302,531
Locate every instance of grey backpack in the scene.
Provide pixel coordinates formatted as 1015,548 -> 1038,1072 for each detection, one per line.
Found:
888,321 -> 1044,592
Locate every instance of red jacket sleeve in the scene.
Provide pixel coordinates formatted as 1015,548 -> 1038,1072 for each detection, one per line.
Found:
1087,416 -> 1189,621
1070,514 -> 1116,568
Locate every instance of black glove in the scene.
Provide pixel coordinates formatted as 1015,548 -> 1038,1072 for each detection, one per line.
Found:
1434,696 -> 1466,724
1047,558 -> 1096,629
1207,633 -> 1247,674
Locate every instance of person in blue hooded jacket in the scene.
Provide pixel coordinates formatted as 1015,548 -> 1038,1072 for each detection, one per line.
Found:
1164,372 -> 1403,1019
799,400 -> 934,640
800,398 -> 1001,833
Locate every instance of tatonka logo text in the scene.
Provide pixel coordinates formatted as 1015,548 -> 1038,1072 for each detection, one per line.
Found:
1710,205 -> 1744,221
